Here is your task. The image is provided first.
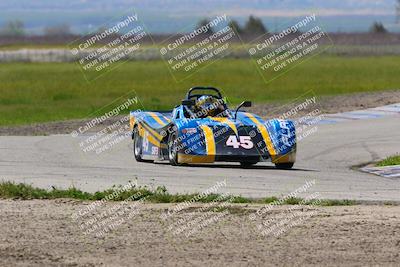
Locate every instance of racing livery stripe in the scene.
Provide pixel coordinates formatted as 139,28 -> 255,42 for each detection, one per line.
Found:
200,125 -> 216,156
148,112 -> 170,127
209,117 -> 238,136
158,113 -> 171,124
141,122 -> 163,141
129,115 -> 135,131
139,126 -> 159,147
244,113 -> 277,156
154,112 -> 171,124
139,125 -> 167,149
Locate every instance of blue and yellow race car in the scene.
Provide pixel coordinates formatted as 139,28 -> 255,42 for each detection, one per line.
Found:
130,87 -> 296,169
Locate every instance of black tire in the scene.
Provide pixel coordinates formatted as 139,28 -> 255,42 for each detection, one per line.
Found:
240,161 -> 258,168
275,162 -> 294,169
168,129 -> 180,166
133,127 -> 145,162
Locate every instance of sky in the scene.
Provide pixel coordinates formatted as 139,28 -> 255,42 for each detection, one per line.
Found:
0,0 -> 399,33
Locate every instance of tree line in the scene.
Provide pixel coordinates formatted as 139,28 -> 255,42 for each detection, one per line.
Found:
0,21 -> 72,36
197,16 -> 268,35
0,17 -> 393,37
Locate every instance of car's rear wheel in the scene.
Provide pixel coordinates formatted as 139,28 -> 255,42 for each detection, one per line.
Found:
168,130 -> 180,166
133,127 -> 145,162
275,162 -> 294,169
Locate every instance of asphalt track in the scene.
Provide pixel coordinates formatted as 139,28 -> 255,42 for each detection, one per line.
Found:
0,115 -> 399,201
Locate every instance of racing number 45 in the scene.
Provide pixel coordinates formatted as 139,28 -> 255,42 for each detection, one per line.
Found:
226,135 -> 254,149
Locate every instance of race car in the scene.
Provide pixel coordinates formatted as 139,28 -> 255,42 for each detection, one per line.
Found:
129,87 -> 296,169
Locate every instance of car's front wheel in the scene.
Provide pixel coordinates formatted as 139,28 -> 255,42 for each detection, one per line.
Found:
133,127 -> 145,162
168,130 -> 181,166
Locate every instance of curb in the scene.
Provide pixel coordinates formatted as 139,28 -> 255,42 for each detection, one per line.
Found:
361,165 -> 400,178
298,103 -> 400,125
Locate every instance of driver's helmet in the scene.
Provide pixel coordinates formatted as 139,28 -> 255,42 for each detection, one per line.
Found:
195,95 -> 225,117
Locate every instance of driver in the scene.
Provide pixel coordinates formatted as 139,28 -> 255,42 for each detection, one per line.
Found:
194,95 -> 226,117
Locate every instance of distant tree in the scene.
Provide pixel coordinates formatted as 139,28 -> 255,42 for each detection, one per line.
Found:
244,16 -> 268,35
96,26 -> 108,34
196,18 -> 214,34
370,22 -> 387,33
228,20 -> 243,34
44,24 -> 71,36
1,20 -> 25,36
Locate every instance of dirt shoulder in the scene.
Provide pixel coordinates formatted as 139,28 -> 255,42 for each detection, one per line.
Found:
1,90 -> 399,136
0,200 -> 399,266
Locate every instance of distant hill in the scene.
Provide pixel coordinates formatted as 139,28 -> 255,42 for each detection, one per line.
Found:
0,0 -> 398,34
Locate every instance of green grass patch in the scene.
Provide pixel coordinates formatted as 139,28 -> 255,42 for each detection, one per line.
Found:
0,181 -> 356,206
376,155 -> 400,167
1,55 -> 400,126
0,181 -> 248,202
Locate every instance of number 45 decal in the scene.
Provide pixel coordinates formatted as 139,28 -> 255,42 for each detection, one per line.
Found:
226,135 -> 254,149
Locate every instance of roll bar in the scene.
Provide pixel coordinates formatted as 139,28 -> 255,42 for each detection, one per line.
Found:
185,87 -> 223,100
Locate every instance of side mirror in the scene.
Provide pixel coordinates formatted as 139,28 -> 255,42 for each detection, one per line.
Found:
182,99 -> 195,106
234,101 -> 252,120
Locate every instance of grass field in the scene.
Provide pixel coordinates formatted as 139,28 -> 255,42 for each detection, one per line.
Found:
1,55 -> 400,126
376,155 -> 400,167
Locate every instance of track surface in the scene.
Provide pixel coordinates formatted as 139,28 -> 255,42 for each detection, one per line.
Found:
0,116 -> 399,200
